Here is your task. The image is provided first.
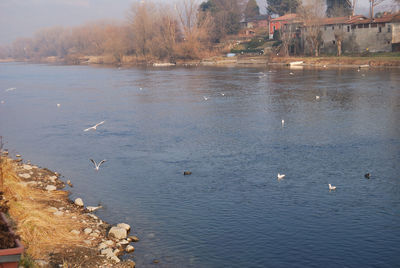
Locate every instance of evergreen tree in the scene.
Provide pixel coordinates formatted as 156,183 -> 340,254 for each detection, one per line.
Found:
244,0 -> 260,19
266,0 -> 300,16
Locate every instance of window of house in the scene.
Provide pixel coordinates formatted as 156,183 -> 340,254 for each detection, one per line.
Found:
324,26 -> 327,31
358,24 -> 363,28
347,26 -> 350,32
371,24 -> 377,28
339,25 -> 342,29
363,24 -> 369,28
388,25 -> 391,32
332,26 -> 335,30
332,40 -> 336,44
351,25 -> 356,29
379,27 -> 382,33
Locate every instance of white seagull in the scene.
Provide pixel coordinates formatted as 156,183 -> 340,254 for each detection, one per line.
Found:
84,121 -> 105,132
57,103 -> 61,107
281,119 -> 285,127
5,87 -> 16,92
90,159 -> 107,171
277,173 -> 285,180
315,95 -> 320,100
203,96 -> 209,101
221,93 -> 225,96
328,184 -> 337,191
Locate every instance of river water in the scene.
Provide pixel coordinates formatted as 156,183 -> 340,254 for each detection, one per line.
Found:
0,62 -> 399,267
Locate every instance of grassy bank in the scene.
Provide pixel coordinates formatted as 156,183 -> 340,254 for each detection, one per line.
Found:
0,154 -> 136,267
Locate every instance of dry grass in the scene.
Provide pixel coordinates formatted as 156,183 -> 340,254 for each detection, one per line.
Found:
0,157 -> 86,259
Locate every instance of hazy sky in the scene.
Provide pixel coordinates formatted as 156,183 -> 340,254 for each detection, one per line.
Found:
0,0 -> 393,46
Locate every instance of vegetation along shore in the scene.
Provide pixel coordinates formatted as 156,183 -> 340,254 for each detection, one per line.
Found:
0,152 -> 138,267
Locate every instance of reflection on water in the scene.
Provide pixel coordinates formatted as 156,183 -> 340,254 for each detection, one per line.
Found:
0,63 -> 400,267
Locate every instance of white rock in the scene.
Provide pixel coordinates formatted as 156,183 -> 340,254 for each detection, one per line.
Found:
113,249 -> 121,256
74,198 -> 84,207
70,230 -> 80,235
84,228 -> 93,235
46,185 -> 57,191
101,248 -> 113,256
110,255 -> 120,263
23,164 -> 33,170
119,240 -> 129,245
19,173 -> 31,179
98,242 -> 108,250
125,245 -> 135,253
48,176 -> 57,183
53,211 -> 64,216
117,223 -> 131,232
90,232 -> 99,238
105,240 -> 114,246
108,226 -> 127,240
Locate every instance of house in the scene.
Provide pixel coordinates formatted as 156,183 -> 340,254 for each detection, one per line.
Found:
281,12 -> 400,55
241,15 -> 270,36
269,13 -> 298,39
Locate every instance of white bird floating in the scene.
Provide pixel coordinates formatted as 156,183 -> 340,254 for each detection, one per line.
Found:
86,205 -> 102,212
84,121 -> 105,132
289,72 -> 294,75
5,87 -> 16,92
221,93 -> 225,96
328,184 -> 337,191
90,159 -> 107,171
281,119 -> 285,127
316,96 -> 320,100
203,96 -> 209,101
277,173 -> 285,180
1,100 -> 4,104
57,103 -> 61,107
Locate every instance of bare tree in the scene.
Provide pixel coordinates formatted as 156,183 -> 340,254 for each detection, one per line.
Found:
334,28 -> 344,56
298,0 -> 325,56
127,1 -> 158,59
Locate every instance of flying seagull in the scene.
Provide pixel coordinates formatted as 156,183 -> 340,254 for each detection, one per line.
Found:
84,121 -> 105,132
277,173 -> 285,180
5,87 -> 16,92
203,96 -> 209,101
328,184 -> 336,191
90,159 -> 107,171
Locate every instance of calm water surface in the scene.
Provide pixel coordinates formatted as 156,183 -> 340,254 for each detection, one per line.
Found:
0,63 -> 399,267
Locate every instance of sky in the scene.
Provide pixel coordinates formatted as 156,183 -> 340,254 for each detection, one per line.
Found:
0,0 -> 396,46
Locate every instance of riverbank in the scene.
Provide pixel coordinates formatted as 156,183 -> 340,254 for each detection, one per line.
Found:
3,53 -> 400,68
0,153 -> 137,267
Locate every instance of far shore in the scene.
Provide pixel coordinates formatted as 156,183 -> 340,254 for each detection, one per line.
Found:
2,53 -> 400,69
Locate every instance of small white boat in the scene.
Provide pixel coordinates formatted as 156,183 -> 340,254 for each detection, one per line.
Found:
153,62 -> 176,67
289,61 -> 303,66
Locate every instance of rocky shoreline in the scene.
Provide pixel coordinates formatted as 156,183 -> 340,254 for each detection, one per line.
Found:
1,153 -> 138,267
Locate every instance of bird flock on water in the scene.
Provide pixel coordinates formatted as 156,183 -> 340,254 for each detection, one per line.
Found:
2,66 -> 372,193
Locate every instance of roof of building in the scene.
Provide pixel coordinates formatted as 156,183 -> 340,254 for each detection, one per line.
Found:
271,13 -> 297,22
351,12 -> 400,24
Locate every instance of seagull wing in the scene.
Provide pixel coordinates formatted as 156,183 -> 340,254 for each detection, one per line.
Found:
96,121 -> 105,127
98,159 -> 107,167
84,126 -> 94,132
90,159 -> 97,167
